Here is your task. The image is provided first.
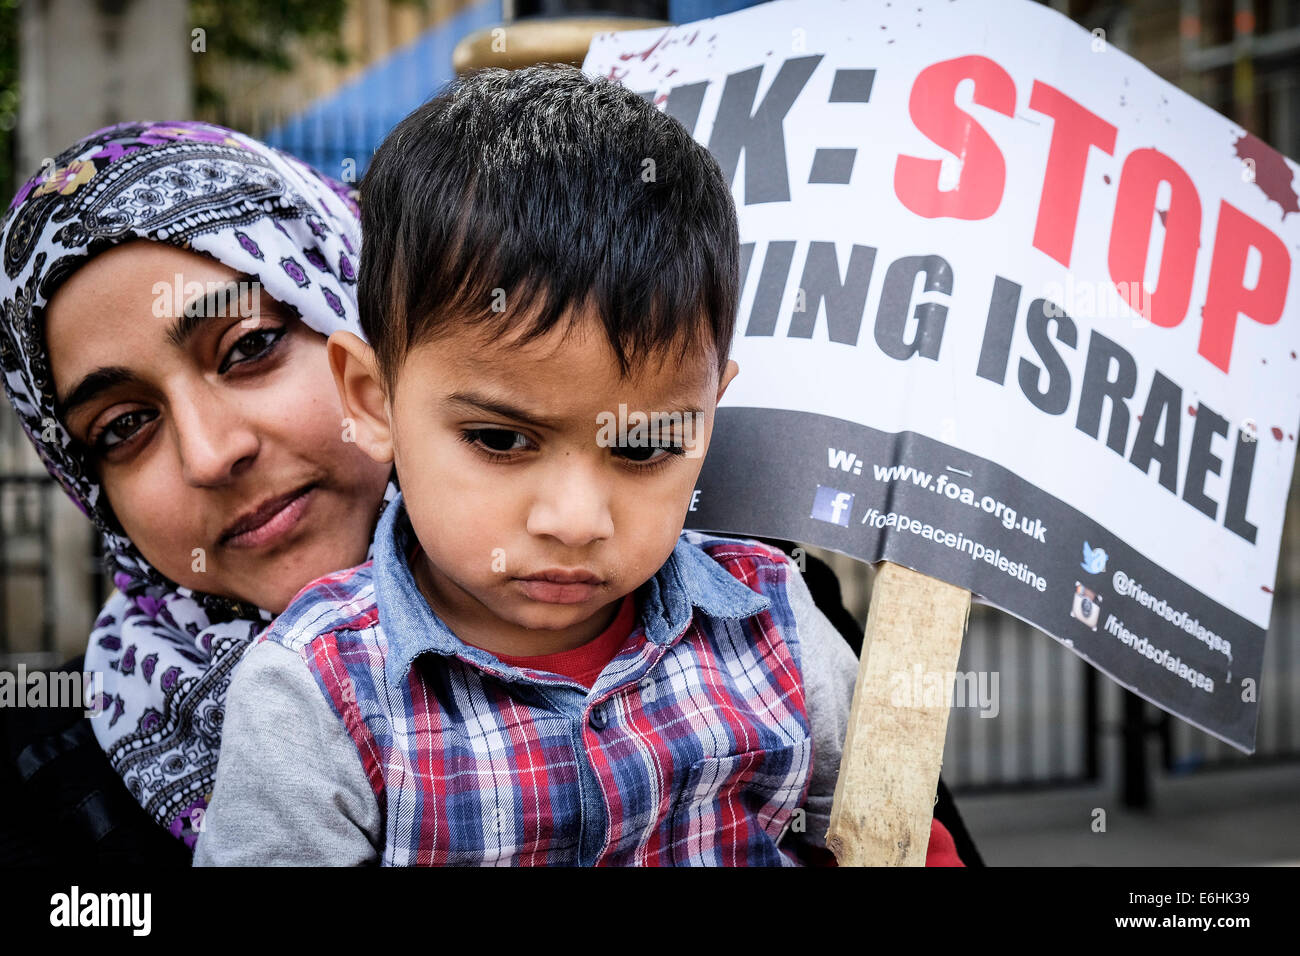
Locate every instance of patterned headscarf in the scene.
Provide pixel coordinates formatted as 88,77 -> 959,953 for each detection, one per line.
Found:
0,121 -> 395,847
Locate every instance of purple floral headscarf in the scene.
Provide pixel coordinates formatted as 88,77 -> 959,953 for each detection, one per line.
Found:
0,121 -> 395,847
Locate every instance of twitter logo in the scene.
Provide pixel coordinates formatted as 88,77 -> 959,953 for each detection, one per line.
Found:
1080,541 -> 1108,574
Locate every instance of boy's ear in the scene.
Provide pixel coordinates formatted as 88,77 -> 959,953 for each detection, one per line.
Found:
328,331 -> 394,464
716,359 -> 739,402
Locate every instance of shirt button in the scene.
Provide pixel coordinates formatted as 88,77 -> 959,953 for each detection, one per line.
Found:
588,704 -> 608,731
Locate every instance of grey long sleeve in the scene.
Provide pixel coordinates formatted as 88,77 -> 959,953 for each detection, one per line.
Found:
781,557 -> 862,855
193,639 -> 382,866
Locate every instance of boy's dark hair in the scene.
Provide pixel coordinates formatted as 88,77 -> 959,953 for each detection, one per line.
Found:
358,64 -> 740,393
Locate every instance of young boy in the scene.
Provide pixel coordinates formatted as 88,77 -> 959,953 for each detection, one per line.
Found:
194,65 -> 922,866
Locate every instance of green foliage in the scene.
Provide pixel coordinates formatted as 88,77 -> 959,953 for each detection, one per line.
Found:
0,0 -> 434,189
0,0 -> 18,199
190,0 -> 354,112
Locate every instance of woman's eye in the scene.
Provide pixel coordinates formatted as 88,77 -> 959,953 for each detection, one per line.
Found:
93,409 -> 158,453
218,326 -> 286,373
463,428 -> 532,455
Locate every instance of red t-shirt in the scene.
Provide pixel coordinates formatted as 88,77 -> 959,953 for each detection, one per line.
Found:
493,593 -> 637,687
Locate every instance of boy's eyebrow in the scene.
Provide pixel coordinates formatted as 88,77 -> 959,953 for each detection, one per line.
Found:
444,390 -> 562,430
657,404 -> 706,418
444,391 -> 707,429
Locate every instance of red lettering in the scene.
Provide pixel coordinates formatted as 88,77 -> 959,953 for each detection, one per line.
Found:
894,56 -> 1016,221
1028,81 -> 1117,268
1108,148 -> 1200,328
1199,200 -> 1291,373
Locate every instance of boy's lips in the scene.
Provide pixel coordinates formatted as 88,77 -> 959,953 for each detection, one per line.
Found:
519,568 -> 603,584
513,568 -> 604,605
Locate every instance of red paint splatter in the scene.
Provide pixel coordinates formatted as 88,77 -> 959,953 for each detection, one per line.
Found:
1157,208 -> 1168,227
1235,131 -> 1300,218
1272,426 -> 1284,440
620,31 -> 669,62
1188,405 -> 1197,416
1291,350 -> 1296,359
1262,584 -> 1274,594
1103,174 -> 1111,184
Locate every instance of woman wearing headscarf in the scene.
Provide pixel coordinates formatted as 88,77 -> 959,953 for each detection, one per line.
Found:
0,120 -> 985,868
0,121 -> 395,858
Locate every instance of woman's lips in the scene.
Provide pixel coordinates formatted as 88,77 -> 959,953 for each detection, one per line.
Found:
221,485 -> 315,549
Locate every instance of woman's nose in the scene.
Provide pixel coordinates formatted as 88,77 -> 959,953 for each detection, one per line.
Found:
169,387 -> 260,487
525,458 -> 615,548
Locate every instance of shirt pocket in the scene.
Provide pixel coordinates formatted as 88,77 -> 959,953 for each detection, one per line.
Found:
668,741 -> 811,867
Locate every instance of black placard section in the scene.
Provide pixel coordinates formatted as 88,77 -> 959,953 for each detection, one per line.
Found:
687,407 -> 1262,752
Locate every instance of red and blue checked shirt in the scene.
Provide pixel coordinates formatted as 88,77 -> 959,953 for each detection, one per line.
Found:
259,491 -> 818,866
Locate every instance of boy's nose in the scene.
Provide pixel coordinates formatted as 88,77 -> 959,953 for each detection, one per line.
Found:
525,464 -> 615,548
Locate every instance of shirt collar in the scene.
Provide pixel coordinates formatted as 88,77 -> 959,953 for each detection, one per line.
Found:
371,492 -> 771,690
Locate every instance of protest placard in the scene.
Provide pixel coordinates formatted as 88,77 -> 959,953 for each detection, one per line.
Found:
584,0 -> 1300,754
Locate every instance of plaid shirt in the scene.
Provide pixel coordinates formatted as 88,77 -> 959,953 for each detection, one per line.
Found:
262,492 -> 815,866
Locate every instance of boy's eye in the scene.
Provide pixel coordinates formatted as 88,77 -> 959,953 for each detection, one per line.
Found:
614,443 -> 680,463
460,429 -> 687,469
614,441 -> 687,468
463,428 -> 532,455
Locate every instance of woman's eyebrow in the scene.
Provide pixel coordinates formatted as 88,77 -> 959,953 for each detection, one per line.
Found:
56,366 -> 136,419
167,276 -> 260,348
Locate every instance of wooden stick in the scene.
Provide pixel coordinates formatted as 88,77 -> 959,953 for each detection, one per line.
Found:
825,562 -> 971,866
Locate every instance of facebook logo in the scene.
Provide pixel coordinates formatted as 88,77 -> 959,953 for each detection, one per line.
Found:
811,485 -> 854,527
